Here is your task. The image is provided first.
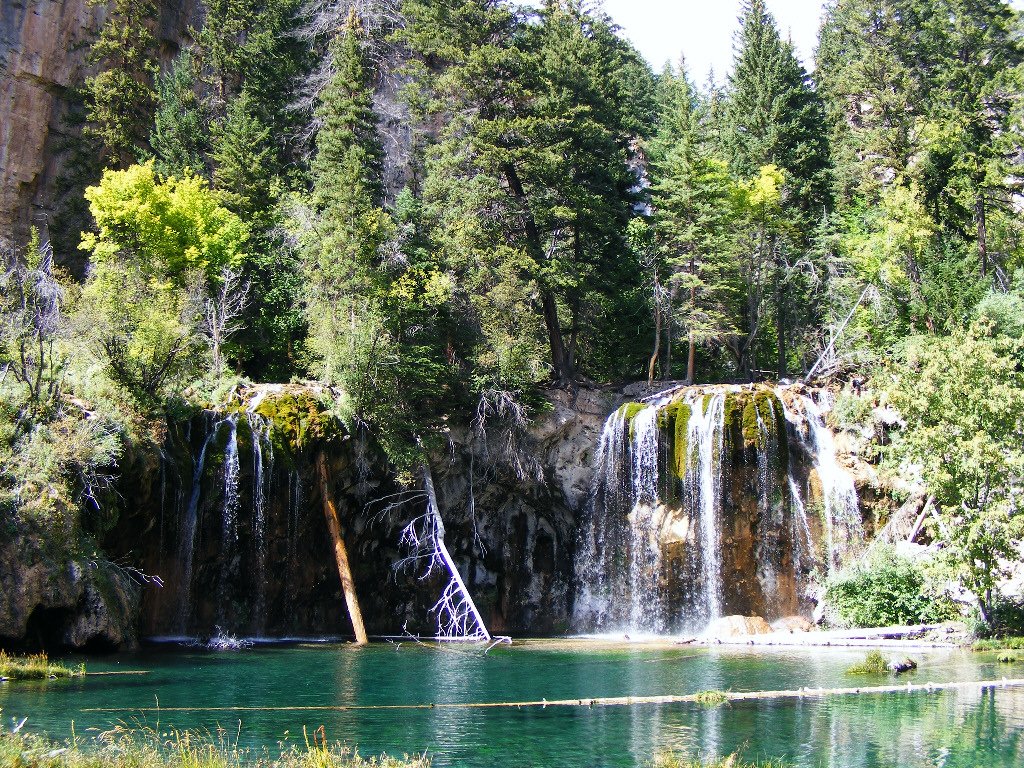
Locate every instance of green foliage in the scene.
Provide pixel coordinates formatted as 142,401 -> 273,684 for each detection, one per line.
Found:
846,650 -> 890,675
151,52 -> 209,178
691,690 -> 730,706
0,651 -> 84,680
80,162 -> 248,282
1,236 -> 124,536
825,546 -> 957,627
0,728 -> 429,768
974,636 -> 1024,651
82,0 -> 158,166
78,163 -> 250,400
652,752 -> 787,768
881,328 -> 1024,620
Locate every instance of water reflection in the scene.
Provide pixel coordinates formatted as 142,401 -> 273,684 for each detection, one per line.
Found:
1,644 -> 1022,767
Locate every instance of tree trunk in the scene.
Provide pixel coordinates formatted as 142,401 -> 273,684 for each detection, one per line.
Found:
687,331 -> 696,383
502,162 -> 574,383
542,292 -> 574,384
976,189 -> 988,278
316,451 -> 368,644
776,281 -> 787,380
648,285 -> 661,385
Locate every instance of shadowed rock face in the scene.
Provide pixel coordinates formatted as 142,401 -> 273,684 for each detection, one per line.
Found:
0,533 -> 139,651
104,386 -> 618,641
1,0 -> 201,258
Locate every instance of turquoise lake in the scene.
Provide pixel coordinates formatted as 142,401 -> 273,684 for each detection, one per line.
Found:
1,641 -> 1022,767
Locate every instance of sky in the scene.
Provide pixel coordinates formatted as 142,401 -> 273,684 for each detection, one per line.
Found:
599,0 -> 1024,83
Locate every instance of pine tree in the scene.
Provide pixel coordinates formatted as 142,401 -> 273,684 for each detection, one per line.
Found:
151,51 -> 209,178
649,64 -> 739,382
305,10 -> 396,411
211,92 -> 275,223
726,0 -> 832,377
82,0 -> 158,166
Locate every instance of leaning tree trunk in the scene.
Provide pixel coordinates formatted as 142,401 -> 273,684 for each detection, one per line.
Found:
317,451 -> 368,644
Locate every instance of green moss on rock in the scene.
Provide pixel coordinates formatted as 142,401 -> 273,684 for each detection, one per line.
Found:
254,392 -> 346,455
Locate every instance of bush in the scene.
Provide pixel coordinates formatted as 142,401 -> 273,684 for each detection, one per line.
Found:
824,546 -> 956,628
846,650 -> 889,675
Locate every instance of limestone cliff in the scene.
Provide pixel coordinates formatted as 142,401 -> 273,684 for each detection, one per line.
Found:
0,0 -> 200,254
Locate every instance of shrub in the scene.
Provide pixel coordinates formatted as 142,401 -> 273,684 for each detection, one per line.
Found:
824,546 -> 956,628
846,650 -> 889,675
692,690 -> 729,706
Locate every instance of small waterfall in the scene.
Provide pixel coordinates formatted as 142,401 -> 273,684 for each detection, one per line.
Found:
177,415 -> 220,633
781,391 -> 863,572
216,416 -> 240,625
249,412 -> 273,632
627,405 -> 663,631
685,392 -> 726,624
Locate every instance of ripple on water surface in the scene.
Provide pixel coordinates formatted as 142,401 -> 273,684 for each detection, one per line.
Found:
1,641 -> 1022,768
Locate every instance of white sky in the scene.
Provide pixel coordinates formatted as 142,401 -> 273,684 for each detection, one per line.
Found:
599,0 -> 1024,83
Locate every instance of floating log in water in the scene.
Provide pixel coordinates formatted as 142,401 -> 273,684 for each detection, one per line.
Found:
317,451 -> 368,645
81,677 -> 1024,713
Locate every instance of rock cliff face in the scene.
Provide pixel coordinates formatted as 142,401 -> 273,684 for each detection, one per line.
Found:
0,532 -> 139,650
103,386 -> 617,641
0,0 -> 200,253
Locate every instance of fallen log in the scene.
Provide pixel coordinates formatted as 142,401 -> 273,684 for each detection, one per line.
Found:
317,451 -> 368,645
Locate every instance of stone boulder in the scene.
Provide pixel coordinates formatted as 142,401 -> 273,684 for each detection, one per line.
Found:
706,615 -> 773,638
772,615 -> 814,633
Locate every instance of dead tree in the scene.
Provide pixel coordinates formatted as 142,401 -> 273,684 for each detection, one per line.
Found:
397,462 -> 491,641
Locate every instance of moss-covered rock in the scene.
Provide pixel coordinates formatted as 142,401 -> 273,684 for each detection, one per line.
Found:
253,392 -> 346,456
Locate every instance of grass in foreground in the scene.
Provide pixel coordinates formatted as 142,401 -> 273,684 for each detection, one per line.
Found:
973,637 -> 1024,651
846,650 -> 889,675
653,752 -> 788,768
0,726 -> 428,768
0,652 -> 84,681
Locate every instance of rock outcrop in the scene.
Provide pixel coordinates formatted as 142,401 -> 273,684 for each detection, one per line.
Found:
0,531 -> 140,650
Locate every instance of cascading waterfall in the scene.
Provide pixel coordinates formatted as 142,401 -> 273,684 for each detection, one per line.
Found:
626,404 -> 663,632
782,392 -> 863,571
216,416 -> 240,624
249,412 -> 273,632
574,384 -> 863,635
177,415 -> 221,632
686,392 -> 726,624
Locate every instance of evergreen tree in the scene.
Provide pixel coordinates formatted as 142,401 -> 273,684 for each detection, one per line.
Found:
726,0 -> 832,377
211,92 -> 276,224
82,0 -> 158,166
649,64 -> 739,382
151,51 -> 209,178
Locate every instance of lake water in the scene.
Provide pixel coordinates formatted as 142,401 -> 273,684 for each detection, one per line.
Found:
1,641 -> 1022,767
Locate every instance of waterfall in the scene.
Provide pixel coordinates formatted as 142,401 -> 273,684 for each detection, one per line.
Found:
686,392 -> 726,624
216,416 -> 240,625
626,405 -> 663,632
177,415 -> 221,632
780,391 -> 863,572
249,412 -> 273,633
574,384 -> 863,635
